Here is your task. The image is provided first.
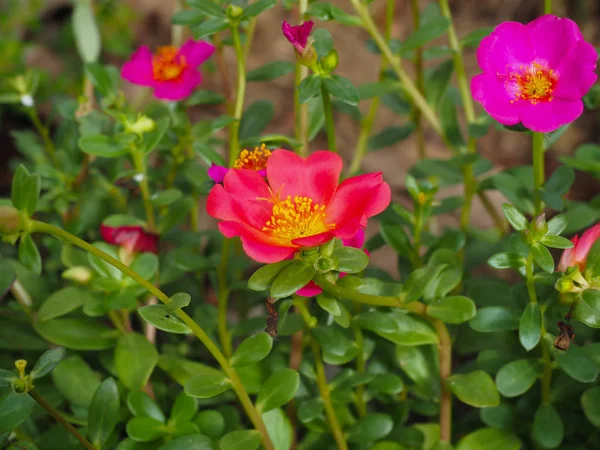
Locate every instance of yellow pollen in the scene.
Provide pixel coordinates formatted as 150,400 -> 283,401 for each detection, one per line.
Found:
506,62 -> 557,105
261,195 -> 336,243
152,46 -> 187,82
234,144 -> 272,171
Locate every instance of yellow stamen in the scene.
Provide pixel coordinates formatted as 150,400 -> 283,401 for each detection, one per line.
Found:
152,46 -> 187,81
506,62 -> 557,105
234,144 -> 272,171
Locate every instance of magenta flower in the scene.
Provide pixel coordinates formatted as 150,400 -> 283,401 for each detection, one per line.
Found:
282,20 -> 314,54
558,223 -> 600,272
100,224 -> 159,255
471,15 -> 598,133
121,39 -> 215,101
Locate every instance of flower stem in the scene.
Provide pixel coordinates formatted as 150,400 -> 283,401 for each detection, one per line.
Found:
311,336 -> 348,450
217,238 -> 232,357
29,390 -> 96,450
131,149 -> 156,232
27,107 -> 59,167
294,0 -> 309,156
532,132 -> 545,216
410,0 -> 425,159
321,83 -> 337,152
431,319 -> 452,443
544,0 -> 552,14
525,253 -> 538,305
349,0 -> 443,137
229,24 -> 247,166
28,220 -> 275,450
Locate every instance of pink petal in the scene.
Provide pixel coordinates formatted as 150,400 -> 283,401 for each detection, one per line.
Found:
471,73 -> 522,126
121,61 -> 156,87
558,235 -> 579,272
291,231 -> 335,248
266,150 -> 342,206
130,46 -> 153,63
519,98 -> 583,133
218,221 -> 296,263
152,69 -> 202,101
178,39 -> 215,67
296,281 -> 323,297
553,40 -> 598,100
342,229 -> 365,248
574,223 -> 600,269
527,15 -> 584,68
476,22 -> 534,74
208,164 -> 229,183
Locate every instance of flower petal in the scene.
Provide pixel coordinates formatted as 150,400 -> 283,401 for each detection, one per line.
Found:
342,228 -> 365,248
291,231 -> 335,248
471,73 -> 522,125
208,164 -> 229,183
519,98 -> 583,133
100,224 -> 158,254
218,221 -> 296,263
558,235 -> 579,272
266,149 -> 342,205
295,281 -> 323,297
121,46 -> 156,87
326,172 -> 391,239
553,40 -> 598,100
574,223 -> 600,269
476,21 -> 534,74
152,69 -> 202,101
178,39 -> 215,67
527,15 -> 584,67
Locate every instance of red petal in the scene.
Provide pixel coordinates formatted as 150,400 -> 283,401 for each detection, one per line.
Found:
218,221 -> 296,263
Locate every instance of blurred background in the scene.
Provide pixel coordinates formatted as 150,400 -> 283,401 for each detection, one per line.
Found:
1,0 -> 599,241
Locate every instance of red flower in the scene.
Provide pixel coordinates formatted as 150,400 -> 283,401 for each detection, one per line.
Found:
100,224 -> 159,255
282,20 -> 314,54
558,223 -> 600,272
206,150 -> 391,263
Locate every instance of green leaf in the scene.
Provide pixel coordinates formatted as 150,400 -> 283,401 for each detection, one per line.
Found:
312,325 -> 357,365
262,408 -> 293,450
469,307 -> 520,332
30,347 -> 66,380
247,61 -> 294,82
185,372 -> 231,398
298,74 -> 323,104
581,387 -> 600,427
37,287 -> 89,322
18,235 -> 41,274
138,304 -> 192,334
186,90 -> 225,106
187,0 -> 226,17
495,359 -> 541,397
331,246 -> 369,273
532,403 -> 563,449
0,369 -> 16,387
248,261 -> 294,292
426,296 -> 476,324
425,59 -> 454,107
72,0 -> 101,63
400,16 -> 450,54
456,428 -> 521,450
270,261 -> 316,299
85,63 -> 115,97
0,258 -> 15,298
157,434 -> 212,450
151,188 -> 182,207
542,165 -> 574,211
460,26 -> 493,48
368,124 -> 415,150
573,289 -> 600,327
79,135 -> 128,158
357,310 -> 438,346
239,100 -> 274,139
231,332 -> 273,368
116,333 -> 159,391
170,393 -> 198,423
144,117 -> 169,153
220,430 -> 262,450
127,391 -> 165,421
447,371 -> 500,407
11,165 -> 40,215
519,303 -> 541,351
380,222 -> 412,255
88,378 -> 120,448
192,18 -> 229,39
312,28 -> 333,58
0,392 -> 36,434
256,368 -> 299,413
368,374 -> 404,395
52,355 -> 101,407
166,292 -> 191,313
502,204 -> 528,231
532,243 -> 554,273
195,410 -> 225,438
403,265 -> 446,303
487,252 -> 526,270
35,318 -> 118,350
241,0 -> 276,19
555,345 -> 598,383
126,416 -> 165,442
540,235 -> 573,249
324,75 -> 359,106
347,413 -> 393,443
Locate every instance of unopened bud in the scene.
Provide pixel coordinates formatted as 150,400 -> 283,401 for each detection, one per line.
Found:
555,277 -> 575,294
227,4 -> 243,19
0,206 -> 23,235
314,256 -> 333,274
127,115 -> 156,135
62,266 -> 92,284
321,49 -> 339,73
297,42 -> 318,68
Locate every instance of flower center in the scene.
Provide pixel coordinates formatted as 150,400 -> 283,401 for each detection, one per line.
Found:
152,46 -> 187,81
506,62 -> 557,104
261,195 -> 335,243
234,144 -> 272,171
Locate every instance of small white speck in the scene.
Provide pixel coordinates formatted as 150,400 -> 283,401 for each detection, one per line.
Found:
133,173 -> 145,183
20,94 -> 34,107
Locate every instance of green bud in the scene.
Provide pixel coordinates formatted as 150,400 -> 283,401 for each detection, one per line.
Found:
555,277 -> 575,293
127,115 -> 156,135
314,256 -> 333,274
0,206 -> 23,235
227,4 -> 243,19
321,49 -> 339,73
62,266 -> 93,284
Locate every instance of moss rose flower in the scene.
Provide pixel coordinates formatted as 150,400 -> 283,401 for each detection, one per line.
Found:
471,15 -> 598,132
558,223 -> 600,272
206,150 -> 391,263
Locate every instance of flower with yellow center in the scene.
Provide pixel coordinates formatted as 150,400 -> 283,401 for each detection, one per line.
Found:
234,144 -> 272,171
152,46 -> 188,82
507,63 -> 557,104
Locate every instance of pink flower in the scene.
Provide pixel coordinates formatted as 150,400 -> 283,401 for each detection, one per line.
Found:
100,224 -> 159,255
121,39 -> 215,101
296,229 -> 367,297
282,20 -> 314,54
558,223 -> 600,272
471,15 -> 598,132
208,145 -> 271,183
206,150 -> 391,263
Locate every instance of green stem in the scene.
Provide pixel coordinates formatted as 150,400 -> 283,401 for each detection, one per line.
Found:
27,108 -> 59,167
29,390 -> 96,450
242,19 -> 256,65
544,0 -> 552,14
28,220 -> 275,450
349,0 -> 443,137
413,207 -> 424,267
525,253 -> 538,305
532,132 -> 545,216
131,149 -> 156,231
431,319 -> 452,443
410,0 -> 425,159
294,0 -> 310,157
229,24 -> 247,166
217,238 -> 232,357
311,337 -> 348,450
321,83 -> 337,152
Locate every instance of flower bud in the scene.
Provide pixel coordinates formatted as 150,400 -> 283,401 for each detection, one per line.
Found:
321,49 -> 339,73
127,115 -> 156,135
555,277 -> 575,293
227,4 -> 243,19
62,266 -> 93,284
297,42 -> 318,68
0,206 -> 23,235
314,256 -> 333,274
